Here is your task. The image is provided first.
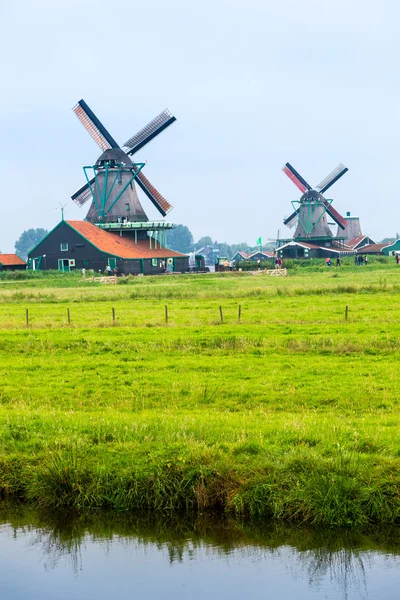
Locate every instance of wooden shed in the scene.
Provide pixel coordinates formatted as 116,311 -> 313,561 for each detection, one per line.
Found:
0,254 -> 26,271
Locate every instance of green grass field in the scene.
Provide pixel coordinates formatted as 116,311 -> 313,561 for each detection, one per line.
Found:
1,264 -> 400,526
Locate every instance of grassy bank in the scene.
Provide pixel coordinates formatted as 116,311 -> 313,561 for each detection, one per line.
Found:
1,268 -> 400,526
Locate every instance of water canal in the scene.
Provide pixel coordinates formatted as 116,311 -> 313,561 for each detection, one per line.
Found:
1,508 -> 399,599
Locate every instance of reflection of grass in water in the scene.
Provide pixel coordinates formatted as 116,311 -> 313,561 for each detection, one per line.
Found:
1,506 -> 400,597
1,269 -> 400,525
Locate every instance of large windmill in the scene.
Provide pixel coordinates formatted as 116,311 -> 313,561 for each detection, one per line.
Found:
71,100 -> 176,227
282,162 -> 349,243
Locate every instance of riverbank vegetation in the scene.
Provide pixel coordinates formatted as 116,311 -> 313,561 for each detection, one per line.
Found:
1,266 -> 400,526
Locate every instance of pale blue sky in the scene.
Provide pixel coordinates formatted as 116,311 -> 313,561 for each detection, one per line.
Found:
0,0 -> 399,251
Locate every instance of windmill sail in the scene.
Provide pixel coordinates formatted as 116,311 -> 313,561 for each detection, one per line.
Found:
316,163 -> 348,194
322,200 -> 348,230
282,163 -> 312,194
73,100 -> 119,151
123,110 -> 176,155
283,208 -> 300,228
133,168 -> 173,216
71,178 -> 95,207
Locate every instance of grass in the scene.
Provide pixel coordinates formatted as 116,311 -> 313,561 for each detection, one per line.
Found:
1,265 -> 400,526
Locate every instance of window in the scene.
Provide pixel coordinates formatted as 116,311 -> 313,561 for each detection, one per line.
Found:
125,203 -> 130,212
60,242 -> 68,251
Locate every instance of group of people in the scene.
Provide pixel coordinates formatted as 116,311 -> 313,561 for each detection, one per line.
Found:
222,259 -> 235,270
354,254 -> 368,266
325,257 -> 341,267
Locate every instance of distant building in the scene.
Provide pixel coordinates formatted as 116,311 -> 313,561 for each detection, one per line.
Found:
382,240 -> 400,256
346,235 -> 375,251
195,245 -> 220,267
276,241 -> 344,259
27,220 -> 188,275
0,254 -> 26,271
248,251 -> 274,261
337,212 -> 363,241
231,251 -> 249,263
359,243 -> 389,255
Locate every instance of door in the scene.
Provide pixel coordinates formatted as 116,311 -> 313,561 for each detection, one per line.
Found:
108,258 -> 116,270
58,259 -> 70,272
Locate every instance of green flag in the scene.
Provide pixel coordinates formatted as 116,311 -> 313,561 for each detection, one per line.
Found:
256,237 -> 262,245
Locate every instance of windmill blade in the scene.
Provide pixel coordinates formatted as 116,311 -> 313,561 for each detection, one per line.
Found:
123,110 -> 176,155
283,208 -> 300,228
133,168 -> 173,217
322,200 -> 348,230
71,178 -> 95,207
282,163 -> 312,194
72,99 -> 119,151
316,163 -> 348,194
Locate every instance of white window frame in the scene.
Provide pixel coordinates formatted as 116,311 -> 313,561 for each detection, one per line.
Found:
60,242 -> 68,251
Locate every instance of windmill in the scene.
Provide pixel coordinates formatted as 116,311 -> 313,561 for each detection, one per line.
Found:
71,99 -> 176,224
282,162 -> 349,241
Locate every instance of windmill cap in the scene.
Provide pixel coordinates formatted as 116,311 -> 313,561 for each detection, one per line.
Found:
95,147 -> 133,167
300,190 -> 324,201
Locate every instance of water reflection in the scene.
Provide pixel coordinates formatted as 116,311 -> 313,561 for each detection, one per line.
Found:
1,507 -> 400,600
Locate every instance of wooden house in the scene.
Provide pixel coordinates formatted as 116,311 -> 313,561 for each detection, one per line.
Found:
0,254 -> 26,271
27,220 -> 188,275
382,240 -> 400,256
346,235 -> 375,251
231,251 -> 249,263
357,243 -> 388,255
248,251 -> 274,261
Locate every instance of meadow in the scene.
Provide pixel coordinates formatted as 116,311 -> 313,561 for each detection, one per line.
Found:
1,261 -> 400,527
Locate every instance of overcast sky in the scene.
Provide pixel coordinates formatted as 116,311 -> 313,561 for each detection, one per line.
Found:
1,0 -> 399,252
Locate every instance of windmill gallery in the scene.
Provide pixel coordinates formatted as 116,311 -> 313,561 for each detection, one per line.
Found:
25,100 -> 370,273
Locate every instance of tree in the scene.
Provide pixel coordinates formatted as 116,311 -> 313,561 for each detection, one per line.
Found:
195,236 -> 213,248
15,228 -> 48,260
166,224 -> 194,253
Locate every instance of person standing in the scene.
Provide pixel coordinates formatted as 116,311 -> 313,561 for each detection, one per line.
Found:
336,256 -> 341,267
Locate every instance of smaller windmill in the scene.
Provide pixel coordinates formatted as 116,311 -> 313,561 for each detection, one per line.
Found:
71,100 -> 176,224
282,162 -> 349,241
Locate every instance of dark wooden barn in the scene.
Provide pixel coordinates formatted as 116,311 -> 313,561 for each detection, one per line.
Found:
0,254 -> 26,271
27,220 -> 188,275
276,241 -> 342,259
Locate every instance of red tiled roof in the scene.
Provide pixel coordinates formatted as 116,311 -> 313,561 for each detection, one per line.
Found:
356,243 -> 387,254
66,221 -> 186,259
249,251 -> 274,258
0,254 -> 26,266
346,235 -> 366,249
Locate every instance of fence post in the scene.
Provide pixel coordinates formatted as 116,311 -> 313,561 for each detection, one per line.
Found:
238,304 -> 242,322
25,308 -> 29,327
165,305 -> 168,324
112,307 -> 116,324
67,308 -> 71,325
345,305 -> 349,321
219,305 -> 223,324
